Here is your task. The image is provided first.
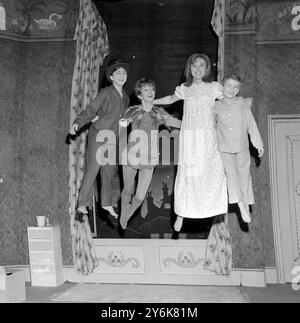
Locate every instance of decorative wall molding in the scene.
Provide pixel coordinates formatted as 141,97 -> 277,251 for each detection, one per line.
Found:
98,251 -> 140,269
93,244 -> 145,274
225,30 -> 256,36
162,251 -> 204,269
256,39 -> 300,45
0,33 -> 75,42
286,135 -> 300,262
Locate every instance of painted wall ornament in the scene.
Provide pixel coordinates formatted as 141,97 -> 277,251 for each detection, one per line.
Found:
0,1 -> 6,30
34,13 -> 62,32
225,0 -> 256,31
98,251 -> 140,269
51,0 -> 78,33
163,251 -> 203,268
13,0 -> 48,35
291,5 -> 300,31
0,0 -> 78,40
257,1 -> 300,41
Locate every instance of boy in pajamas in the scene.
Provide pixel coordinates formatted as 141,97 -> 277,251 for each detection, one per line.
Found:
70,59 -> 130,218
213,74 -> 264,223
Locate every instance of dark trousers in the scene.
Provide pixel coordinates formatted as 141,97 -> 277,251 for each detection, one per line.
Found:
78,130 -> 117,208
78,164 -> 116,208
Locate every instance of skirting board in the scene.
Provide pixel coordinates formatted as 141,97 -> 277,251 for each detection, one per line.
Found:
4,265 -> 278,287
264,267 -> 278,284
65,267 -> 266,287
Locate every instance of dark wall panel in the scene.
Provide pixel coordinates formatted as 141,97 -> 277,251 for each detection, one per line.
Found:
0,40 -> 75,266
97,0 -> 218,98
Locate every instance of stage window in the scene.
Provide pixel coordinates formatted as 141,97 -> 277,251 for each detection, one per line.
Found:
90,0 -> 218,239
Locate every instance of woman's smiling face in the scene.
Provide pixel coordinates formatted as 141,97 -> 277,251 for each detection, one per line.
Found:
190,57 -> 207,81
139,84 -> 156,103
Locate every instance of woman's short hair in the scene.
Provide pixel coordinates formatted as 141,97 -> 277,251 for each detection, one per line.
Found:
135,78 -> 156,97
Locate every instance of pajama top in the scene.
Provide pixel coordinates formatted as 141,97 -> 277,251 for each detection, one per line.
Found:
213,97 -> 263,153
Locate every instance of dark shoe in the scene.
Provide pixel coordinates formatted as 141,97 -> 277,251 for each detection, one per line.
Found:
75,210 -> 86,223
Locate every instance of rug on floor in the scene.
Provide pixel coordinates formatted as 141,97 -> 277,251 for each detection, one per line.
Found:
50,283 -> 249,303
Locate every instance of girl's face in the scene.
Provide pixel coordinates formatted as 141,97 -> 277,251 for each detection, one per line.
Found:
139,84 -> 155,104
110,67 -> 127,87
223,78 -> 241,99
190,57 -> 207,81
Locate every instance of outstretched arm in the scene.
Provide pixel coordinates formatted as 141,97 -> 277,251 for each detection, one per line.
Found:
153,94 -> 180,105
75,92 -> 103,127
154,85 -> 185,105
69,89 -> 106,134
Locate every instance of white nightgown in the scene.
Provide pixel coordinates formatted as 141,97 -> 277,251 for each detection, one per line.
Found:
174,81 -> 228,219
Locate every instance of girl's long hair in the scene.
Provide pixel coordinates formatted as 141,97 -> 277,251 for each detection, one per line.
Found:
183,53 -> 212,86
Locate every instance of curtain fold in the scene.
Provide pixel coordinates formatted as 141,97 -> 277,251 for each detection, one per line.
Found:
204,214 -> 232,275
204,0 -> 232,275
211,0 -> 225,81
68,0 -> 109,275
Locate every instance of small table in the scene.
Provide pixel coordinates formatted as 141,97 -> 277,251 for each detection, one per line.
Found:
27,226 -> 64,286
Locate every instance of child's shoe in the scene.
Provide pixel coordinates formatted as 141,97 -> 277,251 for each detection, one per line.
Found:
238,202 -> 251,223
174,216 -> 183,232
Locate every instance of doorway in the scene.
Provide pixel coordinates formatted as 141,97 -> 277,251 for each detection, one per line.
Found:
268,115 -> 300,283
92,0 -> 218,239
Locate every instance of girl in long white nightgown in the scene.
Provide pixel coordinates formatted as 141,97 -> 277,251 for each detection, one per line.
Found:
154,53 -> 228,231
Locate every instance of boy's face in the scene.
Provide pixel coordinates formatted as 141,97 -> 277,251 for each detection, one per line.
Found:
110,67 -> 127,87
223,78 -> 241,99
139,84 -> 155,104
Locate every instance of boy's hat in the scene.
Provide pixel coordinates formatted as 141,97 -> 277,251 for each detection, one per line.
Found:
106,59 -> 129,81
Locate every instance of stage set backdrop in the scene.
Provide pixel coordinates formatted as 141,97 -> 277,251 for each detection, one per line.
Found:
0,0 -> 300,282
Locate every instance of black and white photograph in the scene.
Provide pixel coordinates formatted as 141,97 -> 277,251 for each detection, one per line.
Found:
0,0 -> 300,307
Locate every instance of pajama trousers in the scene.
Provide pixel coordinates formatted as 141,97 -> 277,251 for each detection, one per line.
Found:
219,150 -> 254,205
78,129 -> 117,208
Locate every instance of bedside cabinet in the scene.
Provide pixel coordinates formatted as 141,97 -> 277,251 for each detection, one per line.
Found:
27,226 -> 64,286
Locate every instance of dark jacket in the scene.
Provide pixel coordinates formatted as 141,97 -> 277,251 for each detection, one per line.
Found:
75,85 -> 129,137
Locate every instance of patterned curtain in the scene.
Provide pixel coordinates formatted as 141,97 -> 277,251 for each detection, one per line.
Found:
211,0 -> 225,81
204,0 -> 232,275
204,214 -> 232,275
68,0 -> 109,275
